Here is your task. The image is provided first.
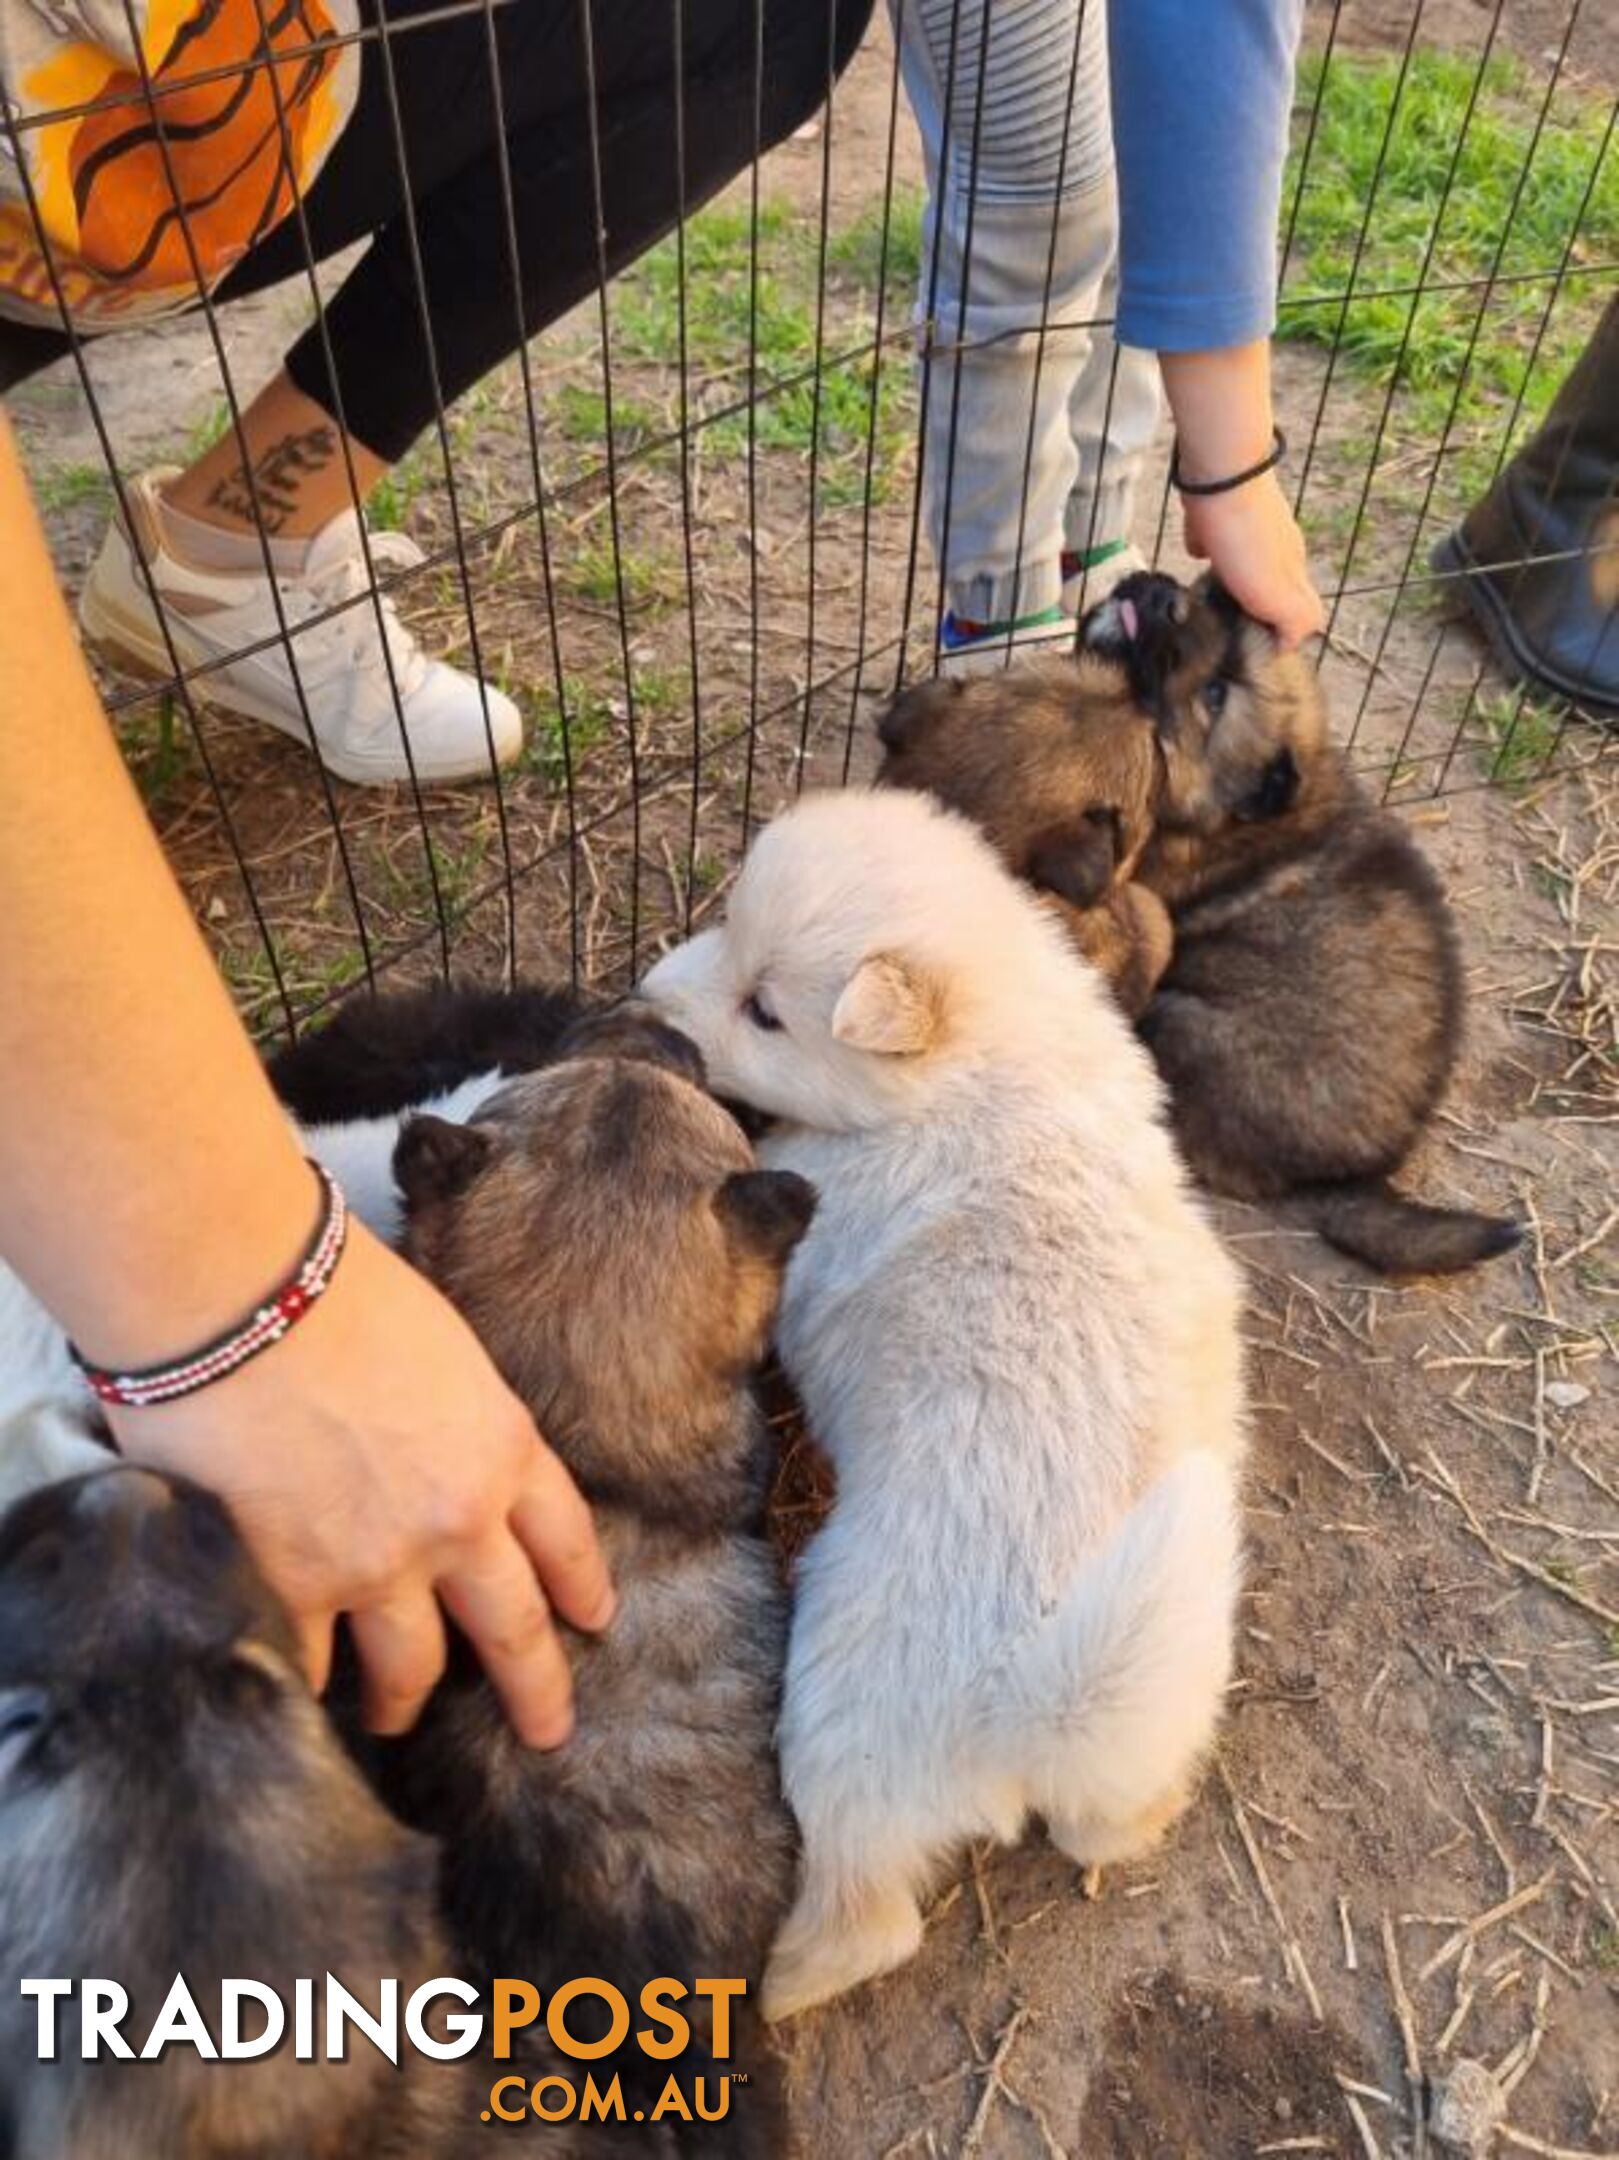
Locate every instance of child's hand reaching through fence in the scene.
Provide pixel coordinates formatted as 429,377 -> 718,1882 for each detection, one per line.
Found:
1159,343 -> 1326,652
1181,470 -> 1325,652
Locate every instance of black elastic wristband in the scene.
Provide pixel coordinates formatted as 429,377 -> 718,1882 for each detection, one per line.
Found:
1170,426 -> 1287,498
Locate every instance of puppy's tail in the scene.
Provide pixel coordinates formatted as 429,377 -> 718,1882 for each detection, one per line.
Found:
981,1451 -> 1241,1851
1297,1178 -> 1521,1277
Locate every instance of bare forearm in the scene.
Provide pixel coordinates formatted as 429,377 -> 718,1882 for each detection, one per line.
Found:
1155,343 -> 1323,650
1158,341 -> 1275,481
0,415 -> 312,1363
1,414 -> 611,1744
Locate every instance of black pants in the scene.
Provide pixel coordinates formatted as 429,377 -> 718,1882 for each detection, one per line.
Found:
1,0 -> 875,460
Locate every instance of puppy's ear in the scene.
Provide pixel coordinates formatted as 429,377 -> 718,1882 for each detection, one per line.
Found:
876,677 -> 962,755
714,1170 -> 817,1268
831,953 -> 941,1056
393,1115 -> 493,1207
1027,811 -> 1121,909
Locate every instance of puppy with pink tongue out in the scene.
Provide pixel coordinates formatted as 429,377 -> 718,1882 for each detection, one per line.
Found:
641,787 -> 1246,2024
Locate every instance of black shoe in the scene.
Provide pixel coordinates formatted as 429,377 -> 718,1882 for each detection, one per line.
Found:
1432,294 -> 1619,718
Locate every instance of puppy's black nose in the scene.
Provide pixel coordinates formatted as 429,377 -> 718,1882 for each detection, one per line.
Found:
1113,571 -> 1187,641
1080,571 -> 1190,664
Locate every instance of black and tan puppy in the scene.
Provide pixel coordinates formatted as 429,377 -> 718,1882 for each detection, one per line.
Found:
875,661 -> 1174,1017
877,573 -> 1517,1274
1090,571 -> 1518,1274
385,1009 -> 814,2154
0,1467 -> 462,2160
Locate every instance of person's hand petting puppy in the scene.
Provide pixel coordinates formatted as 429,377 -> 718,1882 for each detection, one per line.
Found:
1181,470 -> 1323,652
1160,342 -> 1325,652
110,1222 -> 614,1747
0,416 -> 612,1758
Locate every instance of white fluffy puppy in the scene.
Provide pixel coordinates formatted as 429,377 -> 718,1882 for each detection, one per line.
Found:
641,788 -> 1246,2023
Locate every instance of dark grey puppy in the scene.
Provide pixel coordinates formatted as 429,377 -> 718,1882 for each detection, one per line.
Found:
0,1467 -> 461,2160
384,1009 -> 815,2156
1089,571 -> 1520,1276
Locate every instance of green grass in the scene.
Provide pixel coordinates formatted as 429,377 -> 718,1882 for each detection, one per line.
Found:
1278,48 -> 1619,500
117,694 -> 192,806
519,675 -> 617,783
1591,1923 -> 1619,1975
367,450 -> 434,533
690,847 -> 726,893
222,938 -> 366,1015
827,184 -> 926,297
560,536 -> 677,611
172,399 -> 234,467
518,665 -> 690,782
35,461 -> 112,515
1473,688 -> 1564,788
425,832 -> 489,915
608,196 -> 914,501
615,204 -> 808,371
629,663 -> 692,720
368,419 -> 482,531
552,383 -> 669,457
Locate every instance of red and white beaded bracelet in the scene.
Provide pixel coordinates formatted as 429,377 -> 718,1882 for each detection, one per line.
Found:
70,1162 -> 349,1409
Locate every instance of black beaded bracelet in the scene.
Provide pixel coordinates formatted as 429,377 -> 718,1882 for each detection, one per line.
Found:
1170,426 -> 1287,498
70,1161 -> 348,1409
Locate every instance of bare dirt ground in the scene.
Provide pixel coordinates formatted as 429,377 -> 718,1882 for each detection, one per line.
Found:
8,4 -> 1617,2155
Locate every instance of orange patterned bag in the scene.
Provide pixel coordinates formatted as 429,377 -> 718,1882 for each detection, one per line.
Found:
0,0 -> 358,329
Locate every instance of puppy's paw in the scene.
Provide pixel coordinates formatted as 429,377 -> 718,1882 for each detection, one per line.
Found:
760,1881 -> 924,2023
1048,1781 -> 1191,1869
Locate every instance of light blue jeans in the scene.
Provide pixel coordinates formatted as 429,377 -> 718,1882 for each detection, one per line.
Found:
894,0 -> 1161,623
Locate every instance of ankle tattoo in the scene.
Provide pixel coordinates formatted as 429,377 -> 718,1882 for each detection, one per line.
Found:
205,424 -> 340,533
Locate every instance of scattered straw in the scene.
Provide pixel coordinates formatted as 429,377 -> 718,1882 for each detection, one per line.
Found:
1499,2133 -> 1619,2160
1341,2089 -> 1384,2160
1220,1769 -> 1323,2021
1416,1872 -> 1558,1985
1381,1915 -> 1426,2160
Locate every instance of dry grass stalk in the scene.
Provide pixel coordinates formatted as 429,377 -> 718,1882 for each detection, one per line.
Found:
958,2005 -> 1031,2160
1381,1914 -> 1426,2160
1417,1451 -> 1619,1629
1339,1895 -> 1360,1972
1416,1872 -> 1559,1985
1497,1971 -> 1554,2098
1220,1770 -> 1324,2021
1341,2089 -> 1385,2160
1498,2133 -> 1619,2160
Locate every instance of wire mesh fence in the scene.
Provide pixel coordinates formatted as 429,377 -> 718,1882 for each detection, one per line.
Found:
5,0 -> 1615,1041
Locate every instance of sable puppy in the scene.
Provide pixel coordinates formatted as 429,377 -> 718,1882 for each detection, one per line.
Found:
642,790 -> 1246,2025
1084,571 -> 1519,1276
875,663 -> 1174,1016
266,984 -> 771,1241
386,1010 -> 814,2152
0,1467 -> 462,2160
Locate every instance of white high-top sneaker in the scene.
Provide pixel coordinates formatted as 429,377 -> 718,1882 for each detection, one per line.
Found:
79,469 -> 523,786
